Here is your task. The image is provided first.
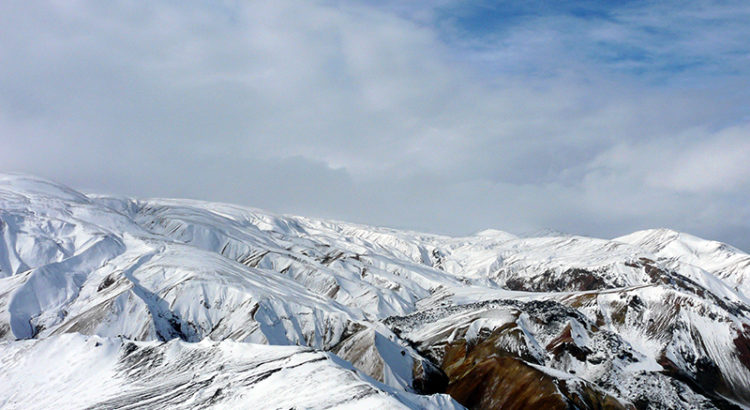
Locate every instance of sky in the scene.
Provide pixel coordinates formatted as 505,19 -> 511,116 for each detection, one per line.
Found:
1,0 -> 750,249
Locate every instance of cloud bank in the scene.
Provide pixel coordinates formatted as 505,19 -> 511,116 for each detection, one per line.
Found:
1,0 -> 749,249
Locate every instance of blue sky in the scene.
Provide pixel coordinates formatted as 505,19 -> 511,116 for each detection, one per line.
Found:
1,0 -> 750,249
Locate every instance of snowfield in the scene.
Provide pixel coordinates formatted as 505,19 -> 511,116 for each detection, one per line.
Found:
1,173 -> 749,409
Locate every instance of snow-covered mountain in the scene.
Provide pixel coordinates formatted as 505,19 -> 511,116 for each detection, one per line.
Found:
1,173 -> 749,409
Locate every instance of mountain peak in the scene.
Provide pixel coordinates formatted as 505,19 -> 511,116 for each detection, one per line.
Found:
2,175 -> 750,409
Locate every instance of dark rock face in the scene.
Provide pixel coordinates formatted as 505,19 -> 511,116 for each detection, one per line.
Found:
411,359 -> 449,395
441,337 -> 628,410
546,323 -> 592,362
505,268 -> 611,292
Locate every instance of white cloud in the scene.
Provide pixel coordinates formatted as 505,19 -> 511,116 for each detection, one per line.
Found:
594,125 -> 750,194
0,0 -> 749,249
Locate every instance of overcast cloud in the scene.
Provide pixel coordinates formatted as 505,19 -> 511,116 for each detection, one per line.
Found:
1,0 -> 749,249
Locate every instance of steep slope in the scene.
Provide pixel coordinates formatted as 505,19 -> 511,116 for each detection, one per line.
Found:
617,229 -> 750,297
0,175 -> 432,394
0,180 -> 361,348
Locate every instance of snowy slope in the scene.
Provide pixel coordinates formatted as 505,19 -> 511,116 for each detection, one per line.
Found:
1,173 -> 750,409
617,229 -> 750,296
0,334 -> 460,410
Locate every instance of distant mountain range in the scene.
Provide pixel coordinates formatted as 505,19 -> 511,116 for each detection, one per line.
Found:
1,173 -> 749,409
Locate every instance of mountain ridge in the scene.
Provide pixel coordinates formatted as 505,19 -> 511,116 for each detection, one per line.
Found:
1,173 -> 749,409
